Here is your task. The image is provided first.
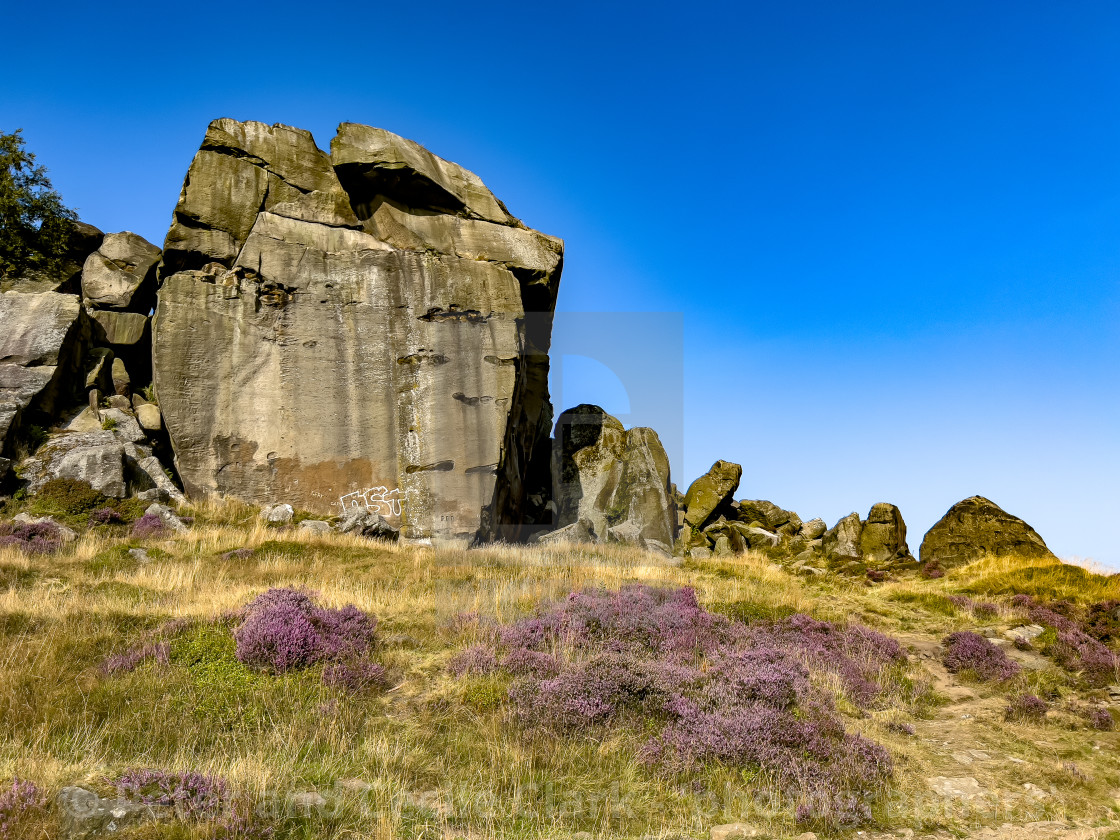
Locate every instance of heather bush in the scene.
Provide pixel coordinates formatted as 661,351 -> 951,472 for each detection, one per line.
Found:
448,644 -> 498,676
1087,707 -> 1115,731
1019,597 -> 1120,686
111,767 -> 228,820
942,632 -> 1020,681
90,507 -> 126,525
0,520 -> 62,554
459,585 -> 901,827
0,778 -> 45,839
101,641 -> 170,675
234,588 -> 377,673
131,511 -> 168,538
745,613 -> 906,708
920,561 -> 945,579
1004,693 -> 1048,723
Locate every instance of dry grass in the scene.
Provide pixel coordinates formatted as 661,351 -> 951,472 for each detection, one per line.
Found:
1,502 -> 1119,838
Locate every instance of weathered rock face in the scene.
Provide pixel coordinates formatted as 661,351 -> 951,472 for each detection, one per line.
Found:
0,291 -> 90,477
823,511 -> 863,563
153,119 -> 562,544
552,404 -> 675,554
683,460 -> 742,529
920,496 -> 1056,569
859,502 -> 913,565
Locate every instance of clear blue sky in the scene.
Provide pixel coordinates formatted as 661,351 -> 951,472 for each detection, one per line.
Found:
4,1 -> 1118,566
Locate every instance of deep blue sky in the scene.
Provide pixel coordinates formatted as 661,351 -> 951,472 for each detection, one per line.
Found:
4,1 -> 1118,565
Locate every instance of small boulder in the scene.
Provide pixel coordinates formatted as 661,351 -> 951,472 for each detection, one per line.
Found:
13,513 -> 78,542
135,403 -> 161,431
920,496 -> 1056,569
683,460 -> 742,529
84,347 -> 115,394
299,519 -> 333,534
537,517 -> 596,545
800,518 -> 827,540
57,785 -> 165,839
261,503 -> 294,524
337,509 -> 399,540
736,499 -> 794,531
111,357 -> 131,396
100,408 -> 145,443
710,823 -> 760,840
137,487 -> 170,504
145,503 -> 188,533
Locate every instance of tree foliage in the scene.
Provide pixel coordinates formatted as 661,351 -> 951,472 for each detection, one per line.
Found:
0,129 -> 78,279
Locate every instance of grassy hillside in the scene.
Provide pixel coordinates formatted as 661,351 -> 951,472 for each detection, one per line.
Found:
1,499 -> 1119,839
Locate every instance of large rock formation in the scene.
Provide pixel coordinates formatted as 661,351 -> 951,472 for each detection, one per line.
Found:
0,291 -> 90,479
820,503 -> 914,569
920,496 -> 1056,569
153,119 -> 562,544
549,404 -> 675,554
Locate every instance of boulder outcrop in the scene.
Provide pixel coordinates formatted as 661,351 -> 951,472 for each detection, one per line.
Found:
152,119 -> 562,544
919,496 -> 1056,569
81,232 -> 160,311
683,460 -> 742,529
819,503 -> 914,569
551,404 -> 675,554
0,291 -> 90,479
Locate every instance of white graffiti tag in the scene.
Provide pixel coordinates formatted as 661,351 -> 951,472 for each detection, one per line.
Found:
339,486 -> 403,517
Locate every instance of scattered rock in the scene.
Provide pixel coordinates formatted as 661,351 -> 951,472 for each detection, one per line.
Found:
299,519 -> 333,534
13,513 -> 78,542
111,357 -> 130,396
84,347 -> 114,394
261,503 -> 295,524
145,503 -> 188,533
137,487 -> 169,503
19,431 -> 127,497
135,403 -> 161,431
100,407 -> 145,443
536,517 -> 596,545
128,548 -> 152,563
709,823 -> 760,840
920,495 -> 1056,569
1005,624 -> 1045,643
926,776 -> 984,799
337,509 -> 399,540
800,517 -> 827,540
57,785 -> 165,838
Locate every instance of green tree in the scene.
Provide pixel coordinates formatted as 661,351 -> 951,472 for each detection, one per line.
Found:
0,129 -> 78,279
